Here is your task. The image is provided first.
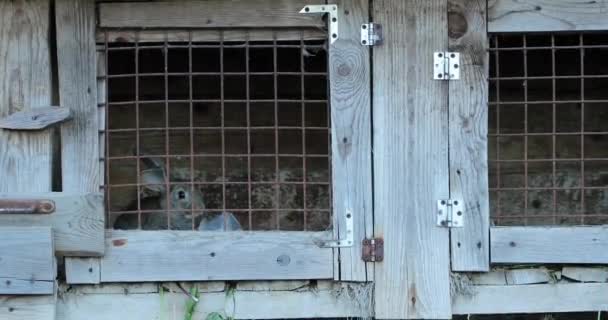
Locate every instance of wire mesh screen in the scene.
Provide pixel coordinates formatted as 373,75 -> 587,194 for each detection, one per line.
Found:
489,33 -> 608,226
99,30 -> 332,231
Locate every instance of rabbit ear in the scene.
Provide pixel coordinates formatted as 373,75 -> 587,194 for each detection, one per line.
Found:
141,168 -> 166,194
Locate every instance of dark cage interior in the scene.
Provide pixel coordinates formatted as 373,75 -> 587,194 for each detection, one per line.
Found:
100,30 -> 332,231
489,33 -> 608,226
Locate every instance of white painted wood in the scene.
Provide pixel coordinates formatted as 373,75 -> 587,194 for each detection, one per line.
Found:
505,268 -> 554,285
448,0 -> 490,272
491,226 -> 608,264
57,281 -> 370,320
488,0 -> 608,32
0,0 -> 54,192
453,283 -> 608,314
0,227 -> 54,295
0,107 -> 72,130
99,231 -> 333,282
98,0 -> 324,28
329,0 -> 373,282
65,258 -> 100,284
0,294 -> 56,320
562,267 -> 608,283
96,29 -> 326,43
0,193 -> 104,256
373,0 -> 451,318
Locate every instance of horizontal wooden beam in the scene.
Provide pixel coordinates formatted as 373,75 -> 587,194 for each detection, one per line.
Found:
57,281 -> 371,319
96,231 -> 332,282
453,283 -> 608,314
98,0 -> 324,28
0,193 -> 104,256
0,107 -> 71,130
489,0 -> 608,32
95,29 -> 325,44
491,226 -> 608,264
0,227 -> 55,295
0,294 -> 56,320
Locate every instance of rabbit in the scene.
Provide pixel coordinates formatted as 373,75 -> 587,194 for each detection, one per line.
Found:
113,153 -> 242,231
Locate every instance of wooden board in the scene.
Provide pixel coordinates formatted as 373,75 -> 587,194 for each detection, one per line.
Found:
329,0 -> 373,282
491,226 -> 608,264
0,107 -> 72,130
562,267 -> 608,283
65,258 -> 100,284
0,295 -> 56,320
0,227 -> 54,295
448,0 -> 490,272
95,29 -> 326,43
0,0 -> 54,192
99,0 -> 324,28
488,0 -> 608,32
453,283 -> 608,314
0,193 -> 104,256
99,231 -> 333,282
57,281 -> 370,319
373,0 -> 452,318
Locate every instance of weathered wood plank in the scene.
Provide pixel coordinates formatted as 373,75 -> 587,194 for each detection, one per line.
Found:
0,107 -> 71,130
491,226 -> 608,264
95,29 -> 326,43
0,193 -> 104,256
0,294 -> 56,320
448,0 -> 490,272
56,0 -> 99,193
329,0 -> 373,282
505,268 -> 554,285
65,258 -> 100,284
0,0 -> 54,192
562,267 -> 608,283
453,283 -> 608,314
99,0 -> 324,28
57,281 -> 370,320
0,227 -> 54,295
488,0 -> 608,32
373,0 -> 451,318
100,231 -> 333,282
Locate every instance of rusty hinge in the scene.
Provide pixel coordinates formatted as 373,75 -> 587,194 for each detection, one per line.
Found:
362,238 -> 384,262
0,199 -> 56,214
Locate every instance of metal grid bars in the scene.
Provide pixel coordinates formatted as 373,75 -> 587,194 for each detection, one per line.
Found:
489,33 -> 608,226
98,30 -> 332,231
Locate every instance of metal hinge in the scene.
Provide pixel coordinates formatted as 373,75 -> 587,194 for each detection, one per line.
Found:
437,199 -> 464,228
299,4 -> 339,44
360,23 -> 382,46
433,52 -> 460,80
315,209 -> 353,248
362,238 -> 384,262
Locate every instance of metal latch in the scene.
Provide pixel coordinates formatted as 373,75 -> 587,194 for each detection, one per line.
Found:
360,23 -> 382,46
437,199 -> 464,227
362,238 -> 384,262
315,209 -> 353,248
0,199 -> 56,214
300,5 -> 339,44
433,52 -> 460,80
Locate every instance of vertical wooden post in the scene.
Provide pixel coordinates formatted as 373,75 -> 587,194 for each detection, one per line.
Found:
448,0 -> 490,272
0,0 -> 54,192
373,0 -> 452,318
329,0 -> 374,281
56,0 -> 103,283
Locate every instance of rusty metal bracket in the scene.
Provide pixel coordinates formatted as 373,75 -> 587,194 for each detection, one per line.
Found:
0,199 -> 56,214
299,4 -> 339,44
362,238 -> 384,262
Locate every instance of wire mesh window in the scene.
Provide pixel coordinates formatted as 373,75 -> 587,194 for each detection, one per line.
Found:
99,30 -> 332,231
489,33 -> 608,226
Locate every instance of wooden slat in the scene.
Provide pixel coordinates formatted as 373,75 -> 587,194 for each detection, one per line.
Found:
488,0 -> 608,33
0,107 -> 72,130
0,227 -> 54,295
453,283 -> 608,314
0,193 -> 104,256
329,0 -> 373,282
448,0 -> 490,272
0,295 -> 56,320
0,0 -> 54,192
491,226 -> 608,264
99,231 -> 333,282
95,29 -> 326,43
65,258 -> 100,284
57,281 -> 370,320
562,267 -> 608,283
98,0 -> 324,28
373,0 -> 451,318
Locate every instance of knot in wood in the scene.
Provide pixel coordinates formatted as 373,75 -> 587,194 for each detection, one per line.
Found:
448,11 -> 468,39
337,63 -> 351,77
